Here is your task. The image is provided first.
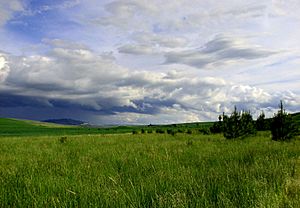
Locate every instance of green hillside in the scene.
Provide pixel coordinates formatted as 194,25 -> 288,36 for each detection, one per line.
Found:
0,114 -> 299,206
1,112 -> 299,137
0,118 -> 212,137
0,118 -> 113,136
292,112 -> 300,126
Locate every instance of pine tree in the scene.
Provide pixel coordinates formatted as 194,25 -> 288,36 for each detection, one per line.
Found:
256,111 -> 266,131
271,101 -> 298,141
223,106 -> 241,139
241,110 -> 256,135
223,107 -> 256,139
210,114 -> 223,133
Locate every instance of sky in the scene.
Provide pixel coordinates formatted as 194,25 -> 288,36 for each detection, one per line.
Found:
0,0 -> 299,125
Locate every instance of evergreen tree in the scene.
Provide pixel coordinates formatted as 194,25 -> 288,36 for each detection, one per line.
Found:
256,111 -> 266,131
223,106 -> 241,139
271,101 -> 298,141
241,110 -> 256,135
210,114 -> 223,133
223,106 -> 256,139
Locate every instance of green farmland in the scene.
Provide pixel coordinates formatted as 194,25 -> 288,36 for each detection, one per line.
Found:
0,118 -> 300,207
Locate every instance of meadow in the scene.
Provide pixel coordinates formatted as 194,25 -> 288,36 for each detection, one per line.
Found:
1,125 -> 300,207
0,118 -> 213,137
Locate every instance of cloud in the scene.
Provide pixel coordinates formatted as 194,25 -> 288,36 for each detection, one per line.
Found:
91,0 -> 274,33
133,33 -> 188,48
118,33 -> 188,55
118,44 -> 157,55
0,54 -> 10,82
165,35 -> 277,68
0,0 -> 23,26
1,42 -> 299,124
42,38 -> 89,50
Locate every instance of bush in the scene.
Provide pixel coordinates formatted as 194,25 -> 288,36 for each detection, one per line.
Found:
271,101 -> 298,141
187,129 -> 192,134
186,140 -> 193,146
178,129 -> 185,133
132,130 -> 138,134
59,136 -> 67,143
223,107 -> 256,139
141,129 -> 146,134
156,129 -> 165,134
167,129 -> 177,136
199,128 -> 211,135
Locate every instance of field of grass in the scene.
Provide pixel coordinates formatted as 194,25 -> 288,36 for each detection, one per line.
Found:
1,131 -> 300,207
0,118 -> 213,137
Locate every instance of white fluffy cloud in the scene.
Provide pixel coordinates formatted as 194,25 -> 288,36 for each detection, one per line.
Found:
0,54 -> 9,82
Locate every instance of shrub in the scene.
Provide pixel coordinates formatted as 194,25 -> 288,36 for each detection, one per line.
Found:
141,129 -> 146,134
132,130 -> 138,134
271,101 -> 298,141
167,129 -> 177,136
199,128 -> 211,135
187,129 -> 192,134
156,129 -> 165,134
59,136 -> 67,143
178,129 -> 185,133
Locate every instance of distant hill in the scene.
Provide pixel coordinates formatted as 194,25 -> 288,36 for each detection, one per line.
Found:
43,119 -> 87,126
292,112 -> 300,126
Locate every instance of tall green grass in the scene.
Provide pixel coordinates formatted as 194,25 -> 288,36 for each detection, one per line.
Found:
1,133 -> 300,207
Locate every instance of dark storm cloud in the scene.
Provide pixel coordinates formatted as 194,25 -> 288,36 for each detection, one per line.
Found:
0,93 -> 51,108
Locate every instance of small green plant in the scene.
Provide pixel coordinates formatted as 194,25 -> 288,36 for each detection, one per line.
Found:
178,129 -> 185,133
167,129 -> 177,136
147,129 -> 153,133
141,129 -> 146,134
132,130 -> 138,135
186,140 -> 193,146
271,101 -> 298,141
156,129 -> 165,134
199,128 -> 211,135
187,129 -> 192,134
59,136 -> 67,143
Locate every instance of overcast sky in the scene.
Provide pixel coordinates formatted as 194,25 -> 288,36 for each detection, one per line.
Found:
0,0 -> 299,124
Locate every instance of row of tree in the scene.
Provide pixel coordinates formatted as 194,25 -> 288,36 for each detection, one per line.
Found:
210,101 -> 299,141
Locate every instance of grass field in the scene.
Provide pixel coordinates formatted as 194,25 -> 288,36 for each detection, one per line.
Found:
1,131 -> 300,207
1,117 -> 300,207
0,118 -> 213,137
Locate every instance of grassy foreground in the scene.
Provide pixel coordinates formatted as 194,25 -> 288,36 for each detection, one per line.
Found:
1,133 -> 300,207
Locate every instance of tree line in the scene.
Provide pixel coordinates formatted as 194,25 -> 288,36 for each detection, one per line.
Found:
210,101 -> 299,141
